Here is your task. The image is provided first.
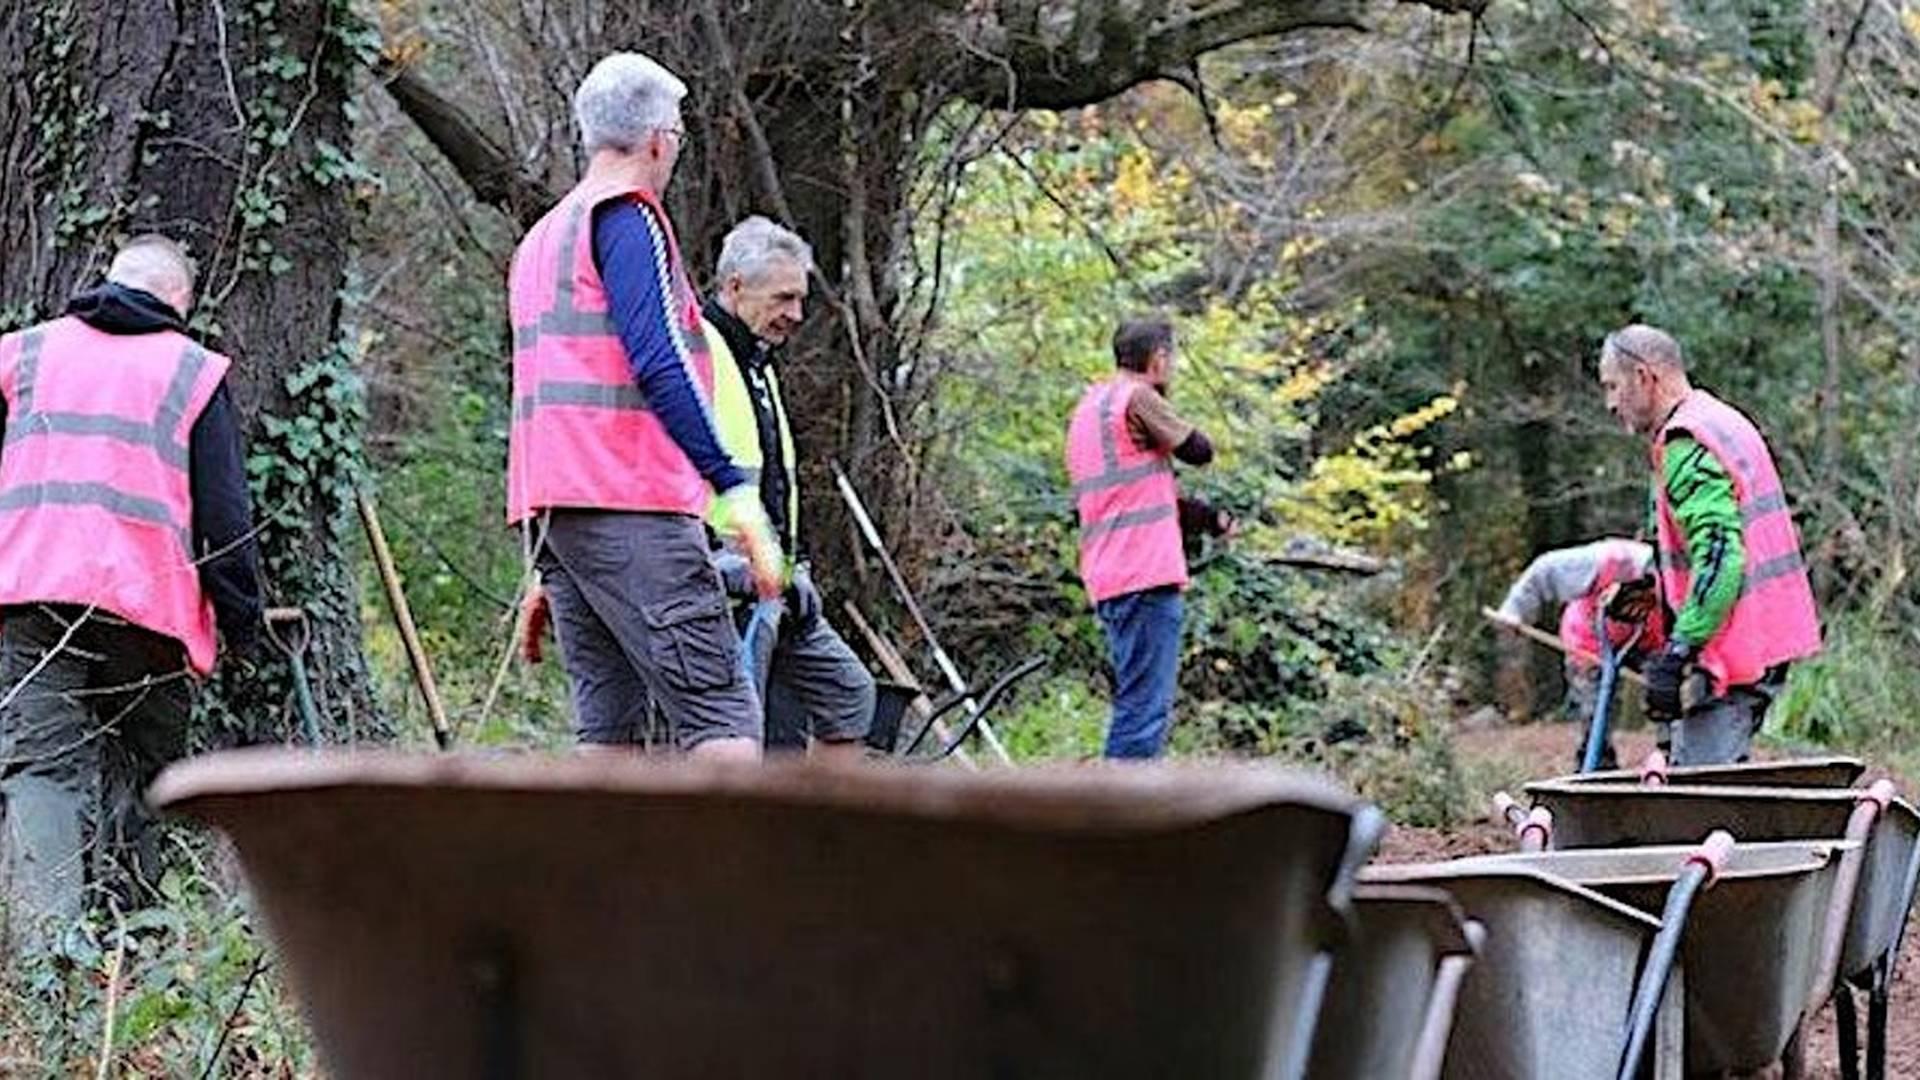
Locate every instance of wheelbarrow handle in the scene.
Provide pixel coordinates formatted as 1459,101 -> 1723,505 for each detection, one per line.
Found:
904,654 -> 1049,760
1618,830 -> 1736,1079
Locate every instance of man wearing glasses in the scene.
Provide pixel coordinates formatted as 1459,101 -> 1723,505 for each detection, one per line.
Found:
507,52 -> 782,758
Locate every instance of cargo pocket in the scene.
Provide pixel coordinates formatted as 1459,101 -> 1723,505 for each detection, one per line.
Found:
642,592 -> 739,692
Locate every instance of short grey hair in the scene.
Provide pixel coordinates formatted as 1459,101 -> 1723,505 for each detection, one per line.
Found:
716,216 -> 815,284
106,234 -> 196,302
573,52 -> 687,155
1602,323 -> 1685,372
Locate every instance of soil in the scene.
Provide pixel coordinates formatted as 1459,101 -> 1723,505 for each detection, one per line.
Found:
1382,719 -> 1920,1079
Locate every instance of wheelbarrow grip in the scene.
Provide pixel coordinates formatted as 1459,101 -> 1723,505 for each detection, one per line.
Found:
1857,779 -> 1896,813
1685,829 -> 1736,888
1490,791 -> 1524,830
1639,748 -> 1669,787
1517,807 -> 1553,853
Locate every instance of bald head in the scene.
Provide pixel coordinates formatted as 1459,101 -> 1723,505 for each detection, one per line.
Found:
1597,323 -> 1691,438
106,235 -> 196,317
1601,324 -> 1684,374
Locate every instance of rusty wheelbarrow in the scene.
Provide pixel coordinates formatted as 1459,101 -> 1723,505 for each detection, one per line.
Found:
1522,778 -> 1920,1079
1305,885 -> 1483,1080
1441,838 -> 1849,1075
152,751 -> 1383,1079
1360,859 -> 1676,1080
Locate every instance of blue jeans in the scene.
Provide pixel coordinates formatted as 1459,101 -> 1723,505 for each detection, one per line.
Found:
1096,587 -> 1185,759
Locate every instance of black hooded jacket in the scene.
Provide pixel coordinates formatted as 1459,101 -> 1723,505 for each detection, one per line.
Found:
0,284 -> 262,647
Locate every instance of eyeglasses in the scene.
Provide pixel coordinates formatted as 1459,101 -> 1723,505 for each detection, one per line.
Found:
653,124 -> 686,141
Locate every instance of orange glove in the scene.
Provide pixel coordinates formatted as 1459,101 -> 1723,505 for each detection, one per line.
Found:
520,583 -> 552,664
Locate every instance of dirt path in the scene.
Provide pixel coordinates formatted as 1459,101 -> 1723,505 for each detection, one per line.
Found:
1387,719 -> 1920,1079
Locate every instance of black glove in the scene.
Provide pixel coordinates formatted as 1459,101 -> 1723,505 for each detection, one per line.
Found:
786,564 -> 823,628
1643,640 -> 1695,722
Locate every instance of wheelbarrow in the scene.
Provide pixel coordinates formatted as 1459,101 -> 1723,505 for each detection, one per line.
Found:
152,752 -> 1383,1079
1360,859 -> 1676,1079
1521,778 -> 1920,1079
1305,885 -> 1483,1080
1555,755 -> 1867,790
864,655 -> 1049,761
1442,838 -> 1850,1075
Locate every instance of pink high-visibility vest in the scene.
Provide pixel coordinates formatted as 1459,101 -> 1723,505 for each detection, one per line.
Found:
1559,538 -> 1665,667
1065,377 -> 1187,604
506,177 -> 715,524
0,317 -> 229,674
1653,389 -> 1821,691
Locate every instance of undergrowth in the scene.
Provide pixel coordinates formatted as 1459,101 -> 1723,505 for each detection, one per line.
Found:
0,846 -> 314,1077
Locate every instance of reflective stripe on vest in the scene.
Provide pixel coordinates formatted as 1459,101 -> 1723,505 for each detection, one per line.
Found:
0,318 -> 228,673
505,179 -> 715,523
1653,389 -> 1821,690
1065,378 -> 1187,604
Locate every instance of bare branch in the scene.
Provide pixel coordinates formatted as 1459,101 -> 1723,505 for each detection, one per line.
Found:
947,0 -> 1482,110
375,56 -> 556,228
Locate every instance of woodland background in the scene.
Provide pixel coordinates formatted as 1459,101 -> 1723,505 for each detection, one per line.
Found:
1,0 -> 1917,1069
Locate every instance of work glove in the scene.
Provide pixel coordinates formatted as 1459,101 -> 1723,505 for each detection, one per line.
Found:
519,582 -> 552,665
718,486 -> 784,600
712,550 -> 756,600
786,563 -> 823,628
1643,640 -> 1695,722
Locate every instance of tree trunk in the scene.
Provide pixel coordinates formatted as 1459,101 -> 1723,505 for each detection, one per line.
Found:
0,0 -> 383,745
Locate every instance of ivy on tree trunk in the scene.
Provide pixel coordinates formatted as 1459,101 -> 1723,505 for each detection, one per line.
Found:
0,0 -> 389,746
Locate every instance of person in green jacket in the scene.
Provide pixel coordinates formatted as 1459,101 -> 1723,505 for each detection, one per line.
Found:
705,217 -> 874,760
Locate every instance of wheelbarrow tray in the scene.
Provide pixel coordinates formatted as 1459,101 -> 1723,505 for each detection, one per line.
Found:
1305,884 -> 1477,1080
1445,840 -> 1847,1074
1553,756 -> 1866,790
1525,780 -> 1920,981
1361,861 -> 1670,1080
153,750 -> 1374,1080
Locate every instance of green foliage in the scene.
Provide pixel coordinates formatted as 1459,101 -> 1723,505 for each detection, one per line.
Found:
203,317 -> 377,747
1770,609 -> 1920,776
354,263 -> 572,747
1,862 -> 313,1076
921,104 -> 1465,768
1343,0 -> 1920,704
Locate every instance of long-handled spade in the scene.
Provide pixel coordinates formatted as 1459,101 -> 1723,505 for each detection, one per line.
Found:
264,606 -> 322,747
1581,611 -> 1643,773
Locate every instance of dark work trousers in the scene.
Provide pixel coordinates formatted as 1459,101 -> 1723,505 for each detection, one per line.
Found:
0,604 -> 194,951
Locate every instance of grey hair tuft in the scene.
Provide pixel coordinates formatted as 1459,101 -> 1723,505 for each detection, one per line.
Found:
717,216 -> 815,284
573,52 -> 687,155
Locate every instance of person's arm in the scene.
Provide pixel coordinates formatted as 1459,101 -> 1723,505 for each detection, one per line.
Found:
1663,435 -> 1744,648
189,384 -> 264,648
1126,386 -> 1214,464
1172,430 -> 1213,466
1496,541 -> 1613,625
594,200 -> 748,495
